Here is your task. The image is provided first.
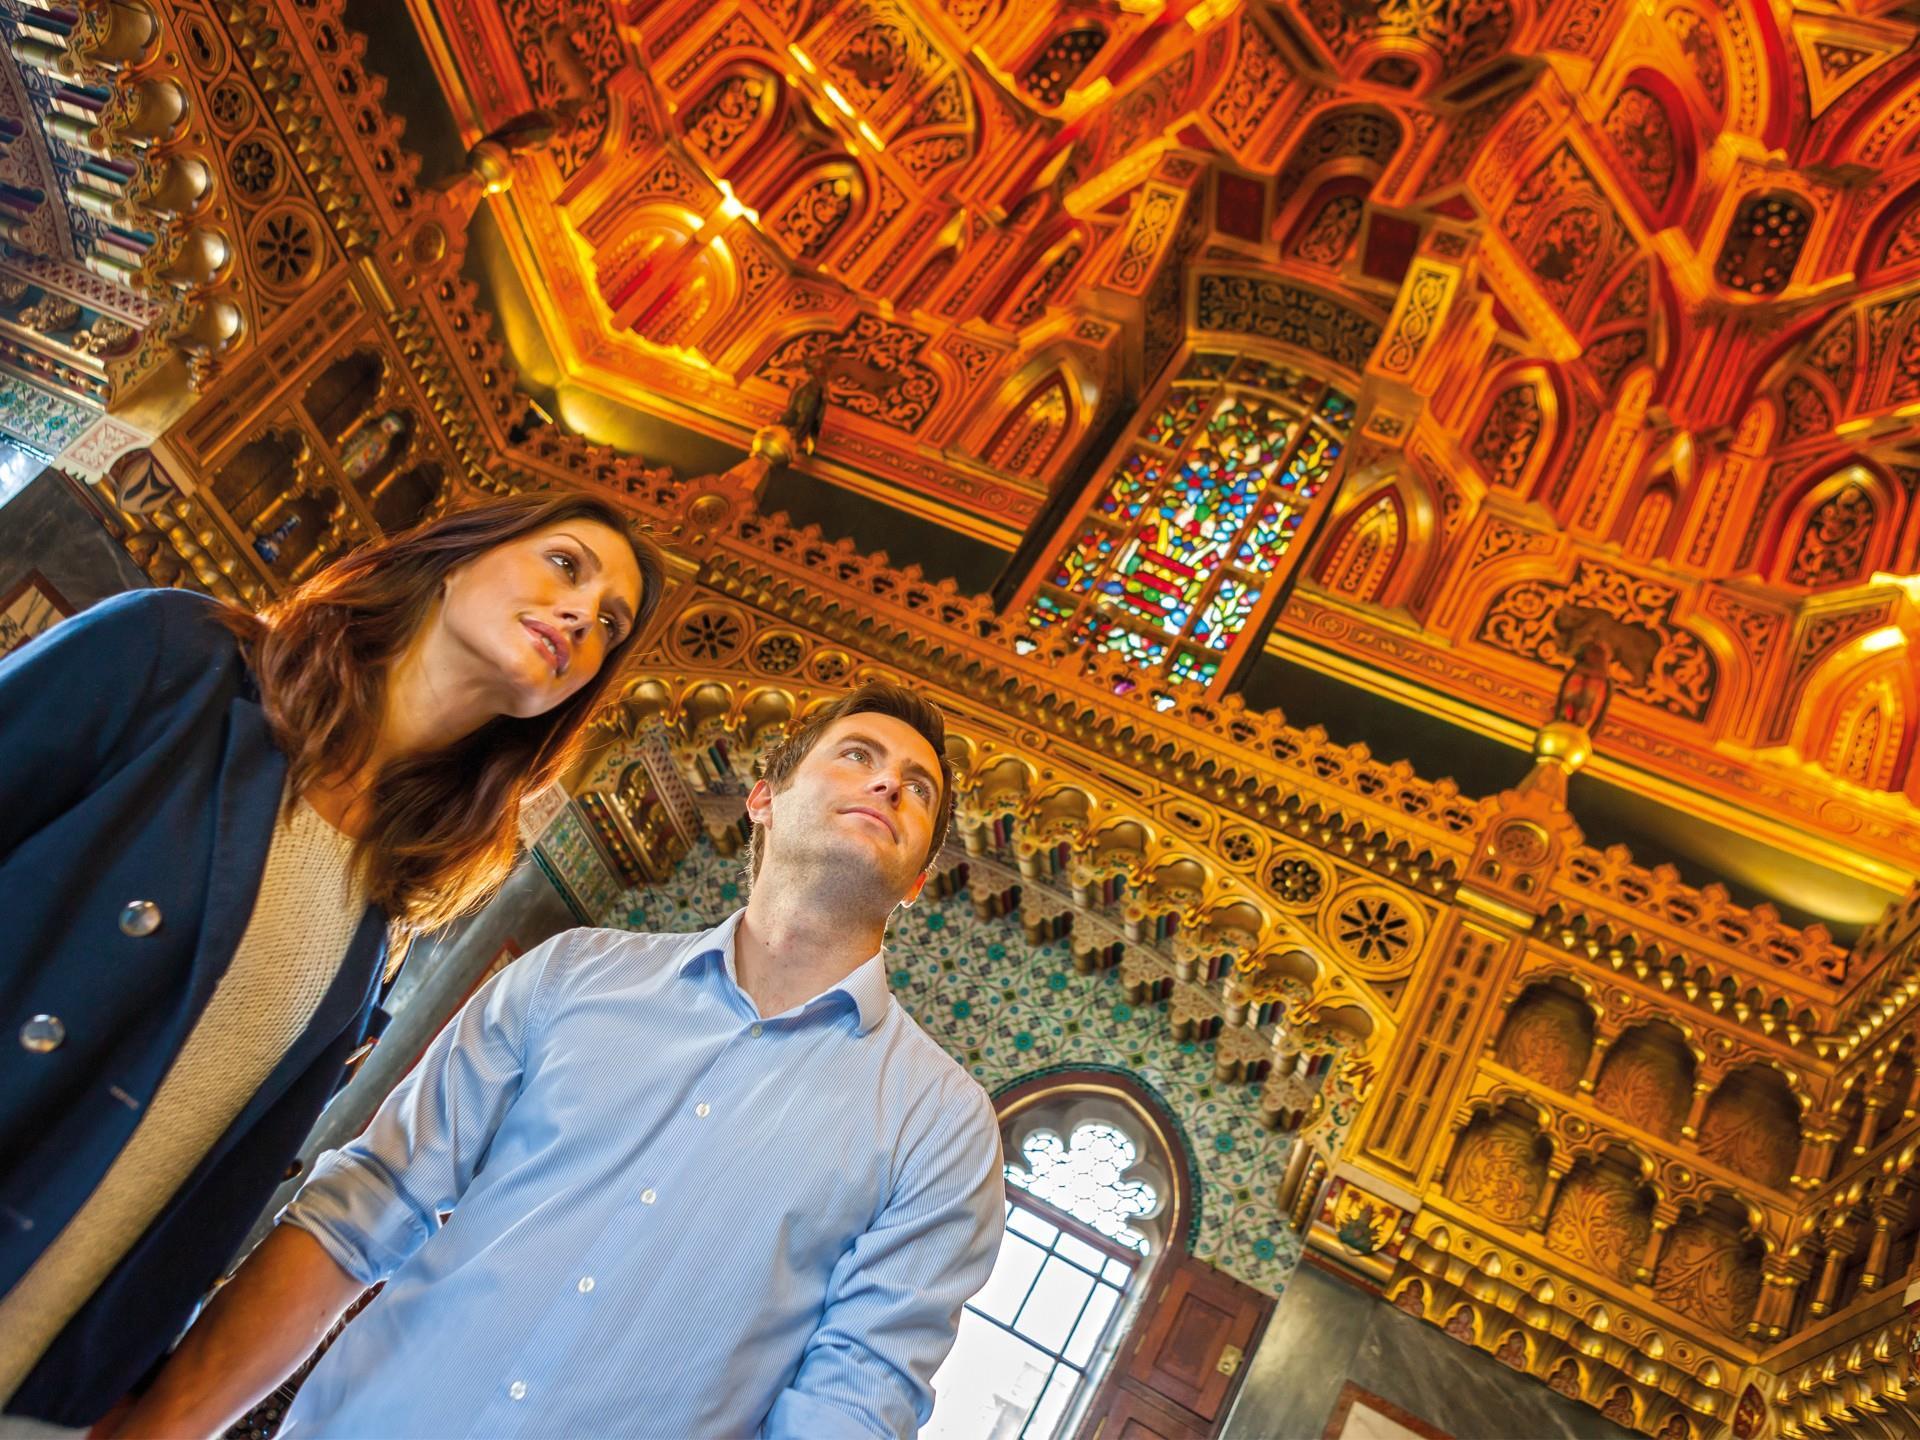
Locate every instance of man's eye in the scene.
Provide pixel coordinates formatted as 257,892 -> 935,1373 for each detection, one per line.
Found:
846,747 -> 869,762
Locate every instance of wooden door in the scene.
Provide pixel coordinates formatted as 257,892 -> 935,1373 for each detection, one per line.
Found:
1078,1254 -> 1272,1439
1097,1387 -> 1209,1440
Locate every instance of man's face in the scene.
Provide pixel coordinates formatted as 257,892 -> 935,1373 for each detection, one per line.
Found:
748,713 -> 943,907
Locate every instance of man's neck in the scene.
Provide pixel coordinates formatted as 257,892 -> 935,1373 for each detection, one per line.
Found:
734,880 -> 888,1019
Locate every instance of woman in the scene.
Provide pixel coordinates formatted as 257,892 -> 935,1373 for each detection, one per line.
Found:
0,491 -> 663,1429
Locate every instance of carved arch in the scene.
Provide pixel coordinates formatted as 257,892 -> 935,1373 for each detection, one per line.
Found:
1311,487 -> 1404,606
1592,1021 -> 1696,1140
1759,462 -> 1904,590
677,61 -> 785,172
1493,979 -> 1596,1093
1595,68 -> 1699,230
1464,363 -> 1562,497
1696,1064 -> 1800,1191
1792,637 -> 1918,796
1856,176 -> 1920,281
764,156 -> 871,265
1268,101 -> 1406,242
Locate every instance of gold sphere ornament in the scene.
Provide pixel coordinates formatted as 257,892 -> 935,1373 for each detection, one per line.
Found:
1533,720 -> 1592,773
467,141 -> 515,196
750,423 -> 798,466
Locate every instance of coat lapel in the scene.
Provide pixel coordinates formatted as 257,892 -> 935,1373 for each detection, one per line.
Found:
179,695 -> 287,1020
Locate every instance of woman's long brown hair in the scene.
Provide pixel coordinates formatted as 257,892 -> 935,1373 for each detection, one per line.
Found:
221,492 -> 665,930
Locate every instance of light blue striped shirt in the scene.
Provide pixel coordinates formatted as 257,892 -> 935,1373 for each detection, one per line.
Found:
278,912 -> 1005,1438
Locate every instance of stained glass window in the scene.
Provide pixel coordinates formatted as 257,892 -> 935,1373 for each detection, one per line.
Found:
1019,350 -> 1354,688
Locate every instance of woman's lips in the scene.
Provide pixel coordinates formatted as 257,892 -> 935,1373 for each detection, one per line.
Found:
523,619 -> 570,676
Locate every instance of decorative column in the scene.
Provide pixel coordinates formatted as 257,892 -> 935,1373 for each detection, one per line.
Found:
1528,1156 -> 1572,1233
1752,1256 -> 1812,1339
1681,1079 -> 1714,1142
1857,1201 -> 1899,1294
1851,1090 -> 1890,1158
1807,1232 -> 1857,1318
1791,1114 -> 1841,1190
1634,1203 -> 1679,1289
1578,1032 -> 1615,1096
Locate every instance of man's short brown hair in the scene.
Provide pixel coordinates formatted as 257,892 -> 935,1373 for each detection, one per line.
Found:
747,681 -> 955,881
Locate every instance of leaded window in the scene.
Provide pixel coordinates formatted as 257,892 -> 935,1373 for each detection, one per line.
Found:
1018,351 -> 1354,698
927,1121 -> 1164,1439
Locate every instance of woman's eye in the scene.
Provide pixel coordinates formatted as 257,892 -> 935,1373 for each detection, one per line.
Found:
550,552 -> 577,576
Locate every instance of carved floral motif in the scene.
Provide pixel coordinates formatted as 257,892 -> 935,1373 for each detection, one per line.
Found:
1449,1116 -> 1546,1224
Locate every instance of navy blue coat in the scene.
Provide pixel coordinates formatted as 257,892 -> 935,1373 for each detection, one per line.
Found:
0,589 -> 393,1426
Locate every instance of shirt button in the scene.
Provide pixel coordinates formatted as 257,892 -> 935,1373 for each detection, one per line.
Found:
19,1015 -> 65,1053
695,1102 -> 710,1118
578,1276 -> 595,1293
118,900 -> 162,937
750,1024 -> 763,1038
508,1381 -> 527,1401
641,1188 -> 657,1205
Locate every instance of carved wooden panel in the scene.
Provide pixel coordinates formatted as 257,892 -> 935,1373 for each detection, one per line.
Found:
1592,1025 -> 1694,1140
1696,1068 -> 1799,1191
1543,1163 -> 1651,1282
1448,1113 -> 1547,1226
1653,1216 -> 1761,1337
1494,984 -> 1594,1093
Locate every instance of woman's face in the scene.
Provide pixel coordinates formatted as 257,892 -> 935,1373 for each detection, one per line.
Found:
438,518 -> 645,717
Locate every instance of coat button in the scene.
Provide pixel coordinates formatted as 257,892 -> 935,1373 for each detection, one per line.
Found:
20,1015 -> 65,1053
119,901 -> 162,937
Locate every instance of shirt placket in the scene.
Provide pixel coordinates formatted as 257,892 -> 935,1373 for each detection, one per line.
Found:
459,1013 -> 784,1436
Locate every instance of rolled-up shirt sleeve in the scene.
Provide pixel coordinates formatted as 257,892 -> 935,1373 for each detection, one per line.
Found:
281,932 -> 566,1286
761,1082 -> 1007,1438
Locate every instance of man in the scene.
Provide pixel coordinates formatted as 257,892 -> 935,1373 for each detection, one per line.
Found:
123,682 -> 1006,1438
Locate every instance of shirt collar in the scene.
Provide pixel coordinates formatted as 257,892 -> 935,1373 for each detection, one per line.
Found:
677,908 -> 892,1036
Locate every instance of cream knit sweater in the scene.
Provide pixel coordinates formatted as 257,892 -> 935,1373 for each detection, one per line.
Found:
0,792 -> 366,1404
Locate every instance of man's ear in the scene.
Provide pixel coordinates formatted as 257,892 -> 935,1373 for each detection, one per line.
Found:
745,777 -> 775,830
901,871 -> 928,907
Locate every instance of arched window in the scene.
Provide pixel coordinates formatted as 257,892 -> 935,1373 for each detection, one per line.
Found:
1015,350 -> 1354,696
927,1096 -> 1174,1439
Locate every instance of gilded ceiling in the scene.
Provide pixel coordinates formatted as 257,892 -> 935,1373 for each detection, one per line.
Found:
374,0 -> 1920,927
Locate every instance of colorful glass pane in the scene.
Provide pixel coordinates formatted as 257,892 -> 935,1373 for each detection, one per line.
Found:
1197,395 -> 1296,479
1034,359 -> 1350,689
1236,500 -> 1303,571
1168,647 -> 1220,686
1273,429 -> 1340,503
1317,388 -> 1356,430
1193,577 -> 1261,650
1028,591 -> 1073,629
1105,534 -> 1199,633
1095,452 -> 1161,521
1104,625 -> 1166,667
1053,522 -> 1114,592
1140,390 -> 1206,449
1074,611 -> 1166,669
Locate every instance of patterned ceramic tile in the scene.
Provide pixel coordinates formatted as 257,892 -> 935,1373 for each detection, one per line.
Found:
537,804 -> 623,920
598,842 -> 1356,1296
